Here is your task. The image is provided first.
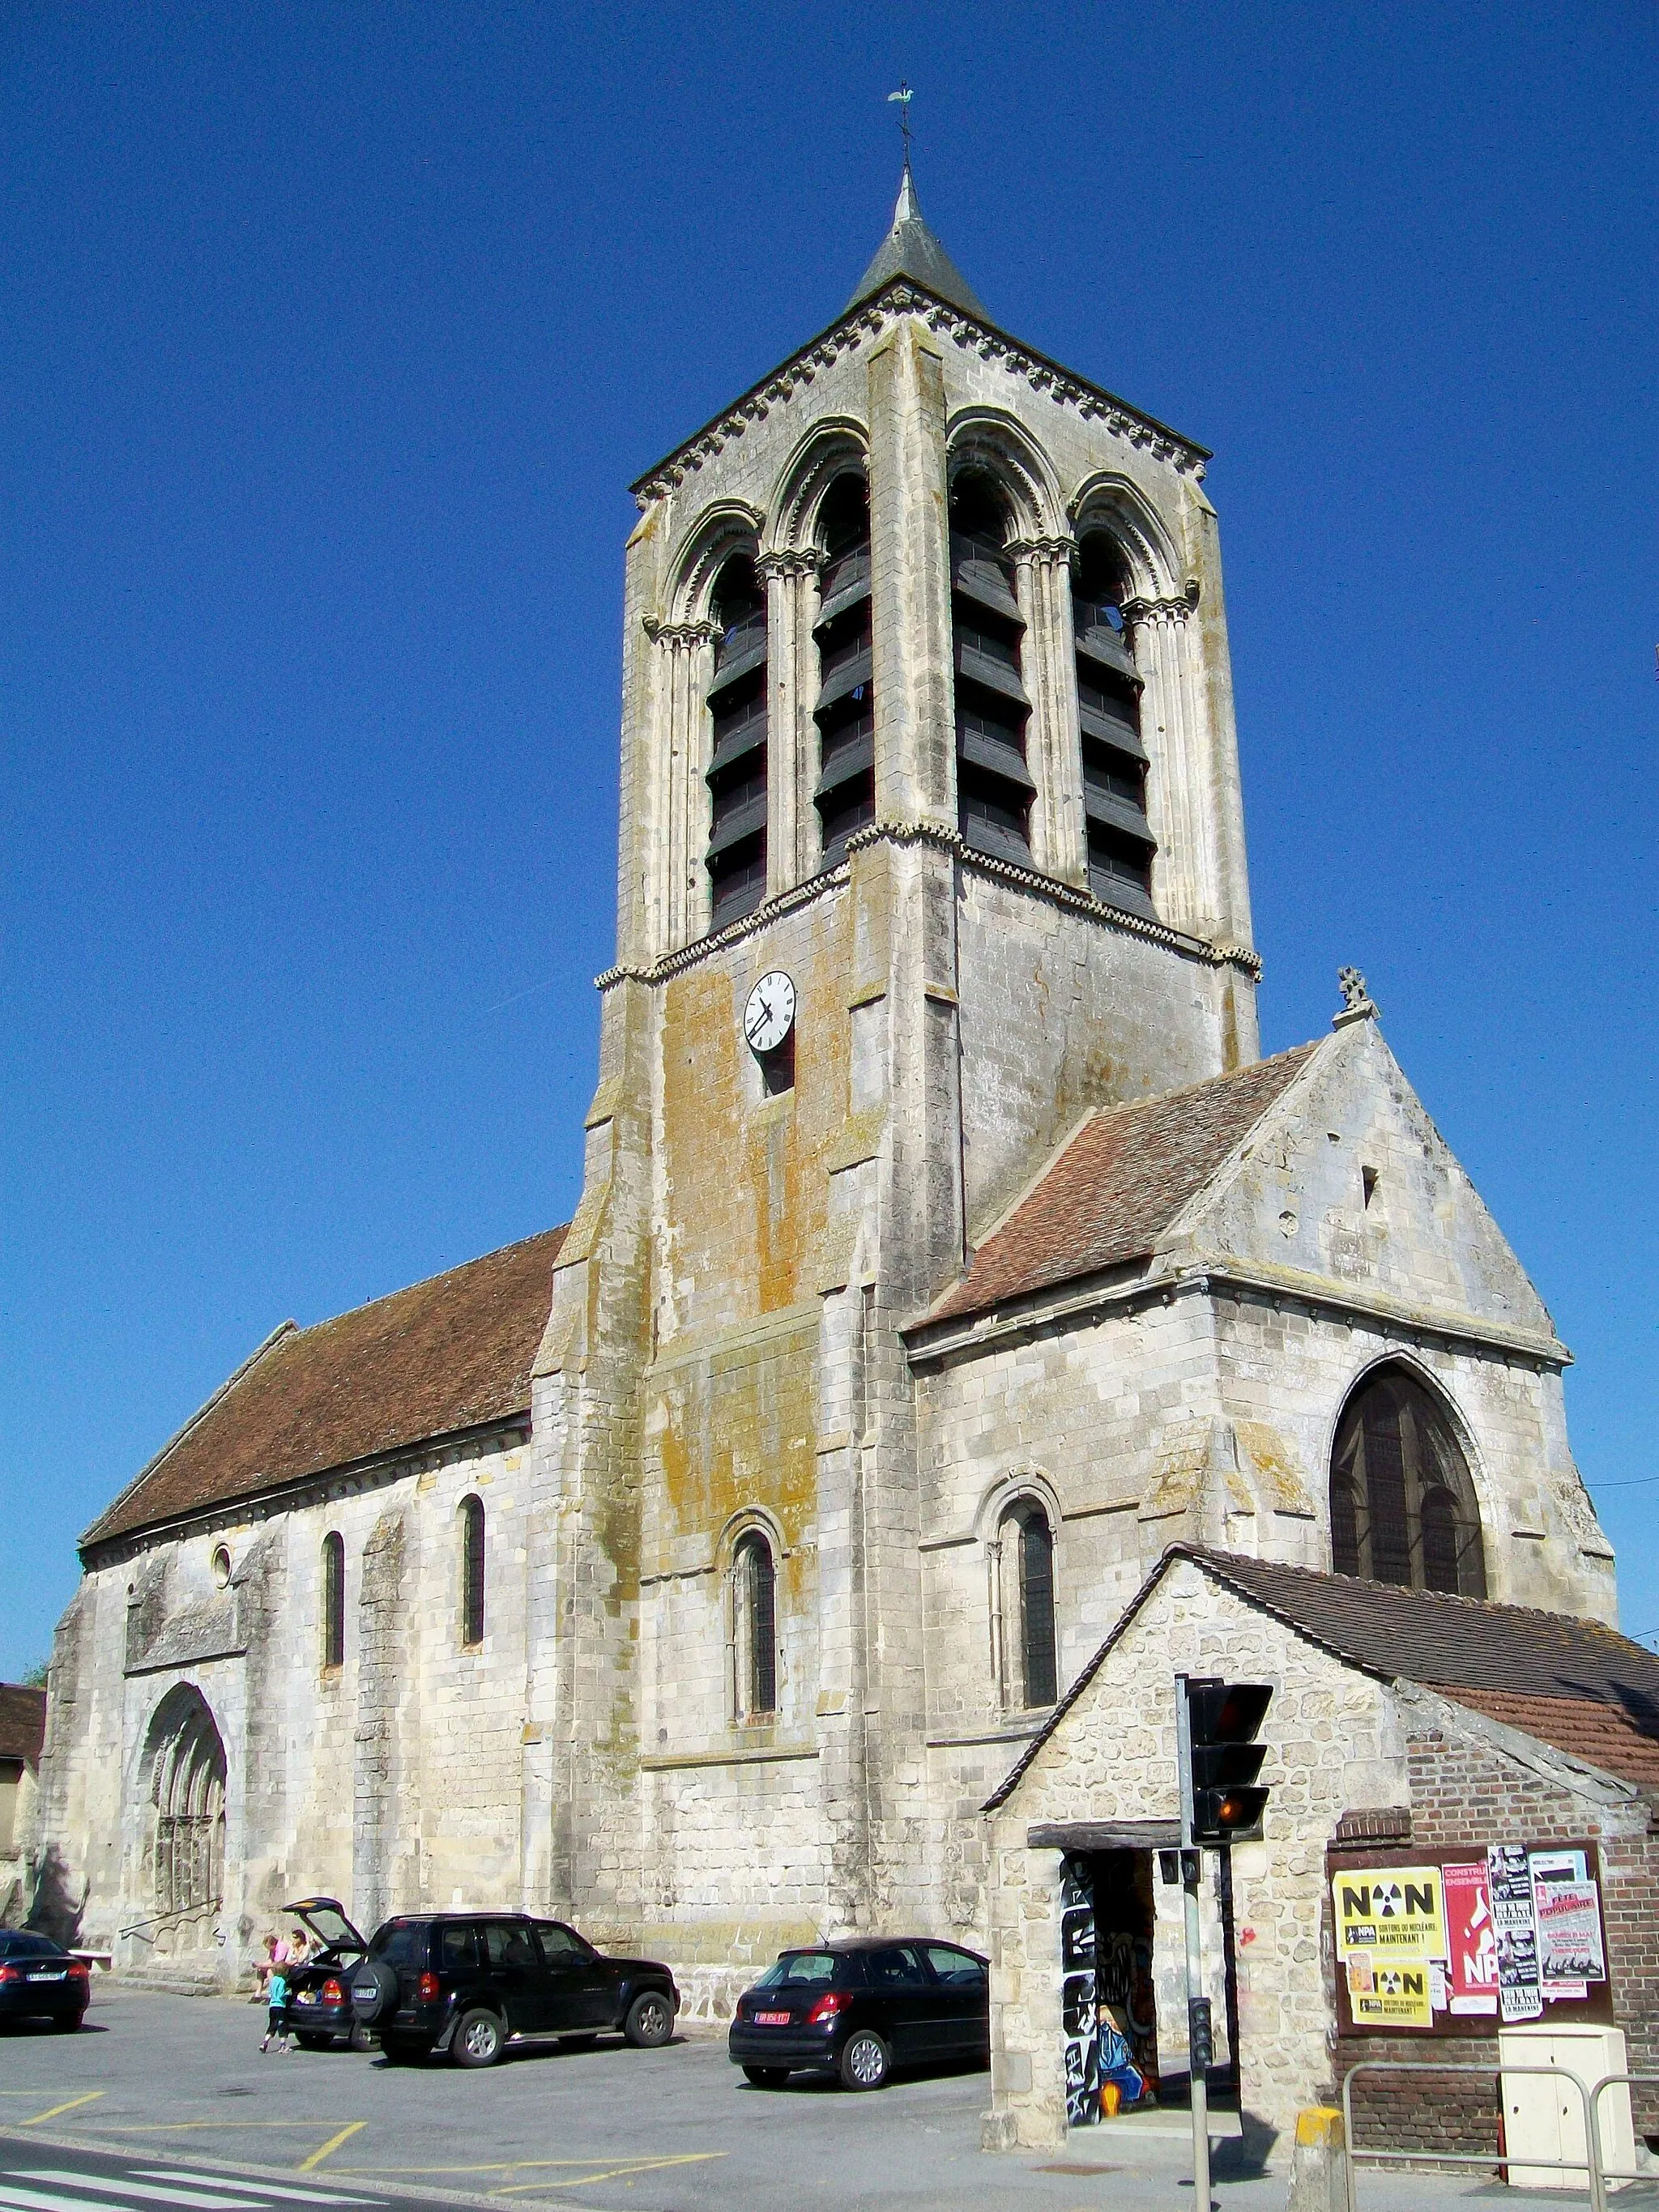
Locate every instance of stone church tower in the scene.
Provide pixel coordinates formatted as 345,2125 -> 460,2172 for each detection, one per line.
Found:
34,172 -> 1617,2029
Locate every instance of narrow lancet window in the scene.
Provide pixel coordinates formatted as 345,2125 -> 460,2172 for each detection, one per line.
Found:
733,1530 -> 777,1720
321,1531 -> 345,1669
706,553 -> 769,930
1329,1366 -> 1486,1596
1000,1501 -> 1057,1708
1071,533 -> 1156,916
812,475 -> 875,864
950,473 -> 1034,863
459,1494 -> 486,1647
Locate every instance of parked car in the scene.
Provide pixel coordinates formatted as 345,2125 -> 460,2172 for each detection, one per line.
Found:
728,1937 -> 989,2091
0,1929 -> 91,2031
349,1912 -> 678,2068
280,1897 -> 369,2050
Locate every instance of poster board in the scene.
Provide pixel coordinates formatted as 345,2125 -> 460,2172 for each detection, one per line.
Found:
1328,1841 -> 1612,2037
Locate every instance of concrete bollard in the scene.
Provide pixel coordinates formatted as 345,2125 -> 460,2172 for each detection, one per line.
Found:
1286,2106 -> 1350,2212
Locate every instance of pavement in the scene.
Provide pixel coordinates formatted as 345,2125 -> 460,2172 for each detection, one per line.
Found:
0,1983 -> 1645,2212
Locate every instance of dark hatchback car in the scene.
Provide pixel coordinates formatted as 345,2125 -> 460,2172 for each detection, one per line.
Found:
350,1912 -> 678,2068
280,1897 -> 369,2049
728,1937 -> 988,2091
0,1929 -> 90,2031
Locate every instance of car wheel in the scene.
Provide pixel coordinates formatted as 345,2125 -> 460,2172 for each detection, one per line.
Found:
52,2014 -> 85,2035
742,2065 -> 790,2088
622,1989 -> 674,2048
349,2023 -> 377,2053
349,1956 -> 399,2027
838,2029 -> 889,2091
452,2009 -> 505,2069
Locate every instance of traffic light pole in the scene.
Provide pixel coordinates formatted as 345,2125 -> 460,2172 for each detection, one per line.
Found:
1175,1673 -> 1212,2212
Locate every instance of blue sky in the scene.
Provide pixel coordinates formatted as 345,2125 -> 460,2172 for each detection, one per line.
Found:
2,1 -> 1654,1677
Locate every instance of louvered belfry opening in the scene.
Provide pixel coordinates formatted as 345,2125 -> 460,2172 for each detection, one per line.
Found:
706,552 -> 769,930
950,472 -> 1034,864
1072,532 -> 1157,918
1329,1366 -> 1487,1597
812,474 -> 875,865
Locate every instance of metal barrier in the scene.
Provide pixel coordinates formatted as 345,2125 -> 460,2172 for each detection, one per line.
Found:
1589,2073 -> 1659,2198
1340,2059 -> 1606,2212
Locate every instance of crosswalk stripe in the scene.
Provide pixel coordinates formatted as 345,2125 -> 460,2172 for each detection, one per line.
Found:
3,2180 -> 263,2212
0,2189 -> 258,2212
135,2183 -> 372,2209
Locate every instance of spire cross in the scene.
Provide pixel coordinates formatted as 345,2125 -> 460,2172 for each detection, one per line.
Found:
887,82 -> 913,163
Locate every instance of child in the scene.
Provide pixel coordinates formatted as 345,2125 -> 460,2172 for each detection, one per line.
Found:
261,1958 -> 290,2053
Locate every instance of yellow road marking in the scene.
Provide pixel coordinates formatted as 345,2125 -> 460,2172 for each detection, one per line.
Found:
339,2155 -> 724,2177
23,2094 -> 106,2126
490,2158 -> 723,2194
298,2122 -> 367,2173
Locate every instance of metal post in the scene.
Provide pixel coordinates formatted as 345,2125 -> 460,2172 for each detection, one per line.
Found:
1175,1673 -> 1211,2212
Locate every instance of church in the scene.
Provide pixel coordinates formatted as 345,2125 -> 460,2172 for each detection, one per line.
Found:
36,168 -> 1659,2150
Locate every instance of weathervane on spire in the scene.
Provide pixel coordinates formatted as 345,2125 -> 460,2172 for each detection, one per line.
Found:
887,82 -> 913,164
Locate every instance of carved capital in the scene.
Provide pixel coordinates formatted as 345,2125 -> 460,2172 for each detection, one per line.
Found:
1005,534 -> 1078,570
643,617 -> 721,650
754,549 -> 822,584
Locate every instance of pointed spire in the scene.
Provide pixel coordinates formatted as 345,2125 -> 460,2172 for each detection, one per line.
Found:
847,161 -> 987,320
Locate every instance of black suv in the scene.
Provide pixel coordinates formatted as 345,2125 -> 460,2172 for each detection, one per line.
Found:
350,1913 -> 678,2068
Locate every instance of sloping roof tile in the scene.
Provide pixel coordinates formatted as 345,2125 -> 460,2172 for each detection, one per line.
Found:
986,1545 -> 1659,1809
0,1684 -> 47,1767
83,1225 -> 567,1549
925,1043 -> 1322,1328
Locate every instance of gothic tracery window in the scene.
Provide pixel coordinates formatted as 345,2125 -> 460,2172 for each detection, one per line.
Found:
459,1494 -> 486,1647
706,552 -> 769,929
1071,532 -> 1156,916
813,474 -> 875,865
146,1686 -> 226,1927
950,472 -> 1034,863
732,1529 -> 777,1720
1329,1366 -> 1486,1596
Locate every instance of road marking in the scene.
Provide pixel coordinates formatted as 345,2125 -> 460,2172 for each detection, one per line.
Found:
0,2190 -> 256,2212
136,2177 -> 372,2206
294,2132 -> 365,2179
11,2175 -> 267,2212
489,2160 -> 723,2196
19,2101 -> 106,2129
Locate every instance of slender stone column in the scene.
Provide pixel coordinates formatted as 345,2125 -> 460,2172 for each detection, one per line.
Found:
1126,596 -> 1218,937
644,620 -> 719,953
1010,535 -> 1085,886
866,321 -> 954,830
757,550 -> 821,895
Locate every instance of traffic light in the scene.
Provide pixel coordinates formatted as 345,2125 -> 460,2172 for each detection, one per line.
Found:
1183,1677 -> 1273,1843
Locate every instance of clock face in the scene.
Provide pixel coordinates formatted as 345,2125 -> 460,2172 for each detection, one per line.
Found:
743,970 -> 797,1055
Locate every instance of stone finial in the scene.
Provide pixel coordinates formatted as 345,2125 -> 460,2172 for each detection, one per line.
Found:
1333,966 -> 1378,1029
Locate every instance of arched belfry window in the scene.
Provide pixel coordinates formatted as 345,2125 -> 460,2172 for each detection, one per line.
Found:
1072,533 -> 1156,916
732,1529 -> 778,1720
1330,1366 -> 1486,1596
459,1494 -> 486,1647
812,475 -> 875,865
321,1531 -> 345,1669
706,552 -> 769,929
999,1500 -> 1058,1709
950,473 -> 1034,863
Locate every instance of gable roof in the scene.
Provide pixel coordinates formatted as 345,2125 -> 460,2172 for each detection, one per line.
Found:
986,1545 -> 1659,1809
921,1043 -> 1323,1330
847,163 -> 986,318
83,1225 -> 568,1550
0,1683 -> 47,1768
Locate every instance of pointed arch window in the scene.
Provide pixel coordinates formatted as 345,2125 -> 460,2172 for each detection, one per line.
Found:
1071,532 -> 1156,917
999,1500 -> 1058,1709
950,472 -> 1034,863
706,552 -> 769,929
459,1494 -> 486,1647
732,1529 -> 777,1720
145,1686 -> 226,1923
321,1531 -> 345,1669
812,474 -> 875,865
1330,1366 -> 1486,1596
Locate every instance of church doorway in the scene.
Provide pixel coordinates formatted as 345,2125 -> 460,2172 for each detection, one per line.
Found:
141,1684 -> 226,1954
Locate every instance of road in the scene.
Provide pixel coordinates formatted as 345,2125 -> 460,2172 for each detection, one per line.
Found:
0,1984 -> 1616,2212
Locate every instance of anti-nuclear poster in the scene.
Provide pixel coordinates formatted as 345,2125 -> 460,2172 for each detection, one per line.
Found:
1344,1957 -> 1434,2030
1332,1865 -> 1447,1960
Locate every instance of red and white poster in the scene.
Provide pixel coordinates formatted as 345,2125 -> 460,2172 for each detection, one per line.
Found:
1443,1860 -> 1499,2017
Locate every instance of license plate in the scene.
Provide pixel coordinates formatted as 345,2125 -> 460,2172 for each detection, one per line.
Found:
753,2010 -> 791,2026
28,1971 -> 67,1982
352,1983 -> 377,2001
